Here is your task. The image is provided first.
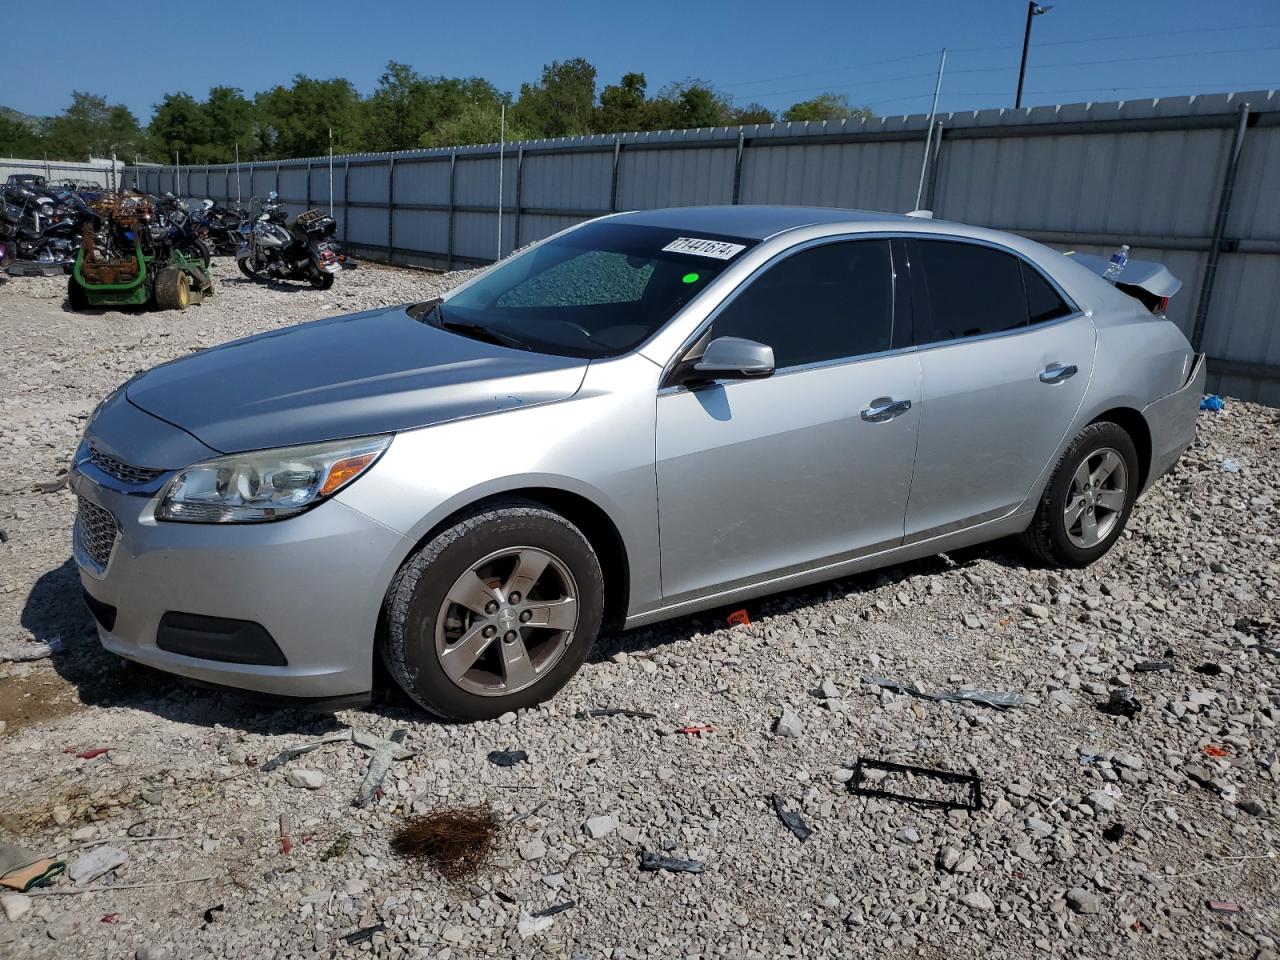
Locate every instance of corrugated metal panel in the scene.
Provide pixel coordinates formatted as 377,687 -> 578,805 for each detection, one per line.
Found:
0,157 -> 124,187
521,150 -> 611,210
278,167 -> 308,204
616,147 -> 734,209
518,213 -> 591,246
392,208 -> 449,254
393,157 -> 451,205
347,163 -> 389,203
454,156 -> 519,206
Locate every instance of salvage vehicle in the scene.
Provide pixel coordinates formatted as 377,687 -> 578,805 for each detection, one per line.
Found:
236,191 -> 347,289
71,206 -> 1204,720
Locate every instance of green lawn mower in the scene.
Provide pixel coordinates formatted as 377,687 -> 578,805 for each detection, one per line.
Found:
67,193 -> 213,312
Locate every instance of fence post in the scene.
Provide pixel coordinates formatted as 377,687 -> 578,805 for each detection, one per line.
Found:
924,122 -> 945,212
275,163 -> 280,199
342,159 -> 350,245
305,161 -> 312,209
513,146 -> 524,250
447,151 -> 457,271
609,138 -> 621,212
387,158 -> 396,263
732,130 -> 745,204
1191,102 -> 1251,353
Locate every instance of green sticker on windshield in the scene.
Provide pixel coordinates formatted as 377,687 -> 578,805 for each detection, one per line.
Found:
682,272 -> 701,284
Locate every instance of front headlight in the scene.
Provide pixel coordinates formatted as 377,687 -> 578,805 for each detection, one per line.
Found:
156,435 -> 391,523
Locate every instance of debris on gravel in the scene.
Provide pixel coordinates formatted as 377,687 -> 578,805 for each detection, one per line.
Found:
1,262 -> 1278,958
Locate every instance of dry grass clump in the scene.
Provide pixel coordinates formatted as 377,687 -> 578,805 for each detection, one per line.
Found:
390,805 -> 498,881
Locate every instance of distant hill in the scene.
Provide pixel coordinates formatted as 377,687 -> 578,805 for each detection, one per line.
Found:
0,106 -> 50,132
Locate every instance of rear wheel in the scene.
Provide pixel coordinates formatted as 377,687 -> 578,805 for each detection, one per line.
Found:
1020,421 -> 1139,567
309,269 -> 335,290
154,266 -> 190,311
382,500 -> 604,721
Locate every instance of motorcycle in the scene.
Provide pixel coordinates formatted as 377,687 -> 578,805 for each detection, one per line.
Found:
0,184 -> 86,270
204,201 -> 249,255
236,191 -> 345,289
155,194 -> 212,267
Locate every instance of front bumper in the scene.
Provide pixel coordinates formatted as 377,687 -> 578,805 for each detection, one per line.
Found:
70,460 -> 409,700
1142,352 -> 1207,491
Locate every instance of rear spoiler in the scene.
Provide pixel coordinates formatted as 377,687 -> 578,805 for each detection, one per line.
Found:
1066,251 -> 1181,315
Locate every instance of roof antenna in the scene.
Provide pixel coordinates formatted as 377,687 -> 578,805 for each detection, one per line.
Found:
913,48 -> 947,212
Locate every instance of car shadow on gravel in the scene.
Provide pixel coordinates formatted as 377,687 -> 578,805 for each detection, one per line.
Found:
589,538 -> 1027,662
23,557 -> 359,737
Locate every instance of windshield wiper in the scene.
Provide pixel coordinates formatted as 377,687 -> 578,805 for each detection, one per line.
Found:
424,302 -> 530,352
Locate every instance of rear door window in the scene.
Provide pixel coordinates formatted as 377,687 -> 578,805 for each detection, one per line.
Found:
910,239 -> 1027,345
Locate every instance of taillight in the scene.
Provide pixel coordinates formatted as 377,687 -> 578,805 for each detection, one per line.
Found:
1155,296 -> 1169,316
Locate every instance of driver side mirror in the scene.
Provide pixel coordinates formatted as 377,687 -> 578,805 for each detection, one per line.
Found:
692,336 -> 775,380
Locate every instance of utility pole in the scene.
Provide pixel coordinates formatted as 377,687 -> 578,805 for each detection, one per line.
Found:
1016,3 -> 1052,108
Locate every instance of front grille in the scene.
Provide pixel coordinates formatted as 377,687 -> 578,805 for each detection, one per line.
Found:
88,445 -> 165,486
75,498 -> 118,571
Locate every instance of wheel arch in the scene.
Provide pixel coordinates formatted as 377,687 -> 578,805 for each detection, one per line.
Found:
381,485 -> 632,636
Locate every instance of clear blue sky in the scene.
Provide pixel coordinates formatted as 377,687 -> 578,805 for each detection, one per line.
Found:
16,0 -> 1280,121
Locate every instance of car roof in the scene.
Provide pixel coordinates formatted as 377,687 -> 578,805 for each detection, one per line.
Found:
614,205 -> 914,240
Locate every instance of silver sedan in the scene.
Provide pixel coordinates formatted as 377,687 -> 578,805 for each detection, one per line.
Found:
71,206 -> 1205,720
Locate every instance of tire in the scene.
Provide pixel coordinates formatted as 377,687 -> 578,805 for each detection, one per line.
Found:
382,500 -> 604,721
309,269 -> 335,290
154,266 -> 190,311
181,237 -> 211,268
1020,421 -> 1140,568
237,256 -> 261,281
67,274 -> 88,311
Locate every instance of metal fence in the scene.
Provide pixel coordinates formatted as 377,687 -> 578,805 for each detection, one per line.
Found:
126,89 -> 1280,404
1,156 -> 127,188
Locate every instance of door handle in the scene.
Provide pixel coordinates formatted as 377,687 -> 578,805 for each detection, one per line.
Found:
861,398 -> 912,422
1039,363 -> 1078,384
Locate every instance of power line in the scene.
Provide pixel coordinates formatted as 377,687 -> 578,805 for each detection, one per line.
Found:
744,44 -> 1280,104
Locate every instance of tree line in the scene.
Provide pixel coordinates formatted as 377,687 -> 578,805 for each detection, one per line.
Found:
0,59 -> 871,165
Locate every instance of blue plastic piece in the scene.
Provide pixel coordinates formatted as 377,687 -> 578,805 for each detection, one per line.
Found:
1200,394 -> 1225,412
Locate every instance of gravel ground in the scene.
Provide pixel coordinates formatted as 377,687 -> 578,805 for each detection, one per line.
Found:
0,260 -> 1277,960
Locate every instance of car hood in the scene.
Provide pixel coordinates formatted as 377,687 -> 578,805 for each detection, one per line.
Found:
125,304 -> 590,454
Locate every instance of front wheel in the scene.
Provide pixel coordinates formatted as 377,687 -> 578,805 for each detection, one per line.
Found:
1020,421 -> 1139,567
382,500 -> 604,721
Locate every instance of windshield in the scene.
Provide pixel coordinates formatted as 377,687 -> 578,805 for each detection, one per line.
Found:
439,220 -> 757,359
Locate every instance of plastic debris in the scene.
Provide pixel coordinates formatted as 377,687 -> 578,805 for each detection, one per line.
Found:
639,851 -> 704,874
0,638 -> 61,662
63,747 -> 111,760
1135,661 -> 1173,672
1203,744 -> 1230,758
575,708 -> 656,720
849,758 -> 982,812
279,813 -> 293,855
262,728 -> 414,808
862,675 -> 1023,709
675,724 -> 714,736
1193,662 -> 1223,676
1207,900 -> 1241,914
1221,458 -> 1240,473
1200,394 -> 1225,412
342,923 -> 386,945
0,842 -> 65,892
770,794 -> 812,842
33,474 -> 68,494
487,750 -> 529,767
100,913 -> 119,924
68,846 -> 127,887
202,904 -> 225,926
726,609 -> 751,627
1098,687 -> 1142,719
532,900 -> 576,918
518,913 -> 554,938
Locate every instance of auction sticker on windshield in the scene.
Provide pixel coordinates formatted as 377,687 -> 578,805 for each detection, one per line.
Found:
661,237 -> 747,260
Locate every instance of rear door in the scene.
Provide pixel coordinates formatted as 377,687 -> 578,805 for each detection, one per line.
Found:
655,239 -> 921,602
903,237 -> 1096,541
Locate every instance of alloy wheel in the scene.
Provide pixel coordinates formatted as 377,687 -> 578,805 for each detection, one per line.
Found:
434,547 -> 579,697
1063,447 -> 1128,549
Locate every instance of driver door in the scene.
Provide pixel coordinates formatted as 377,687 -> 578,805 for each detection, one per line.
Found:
655,239 -> 921,602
